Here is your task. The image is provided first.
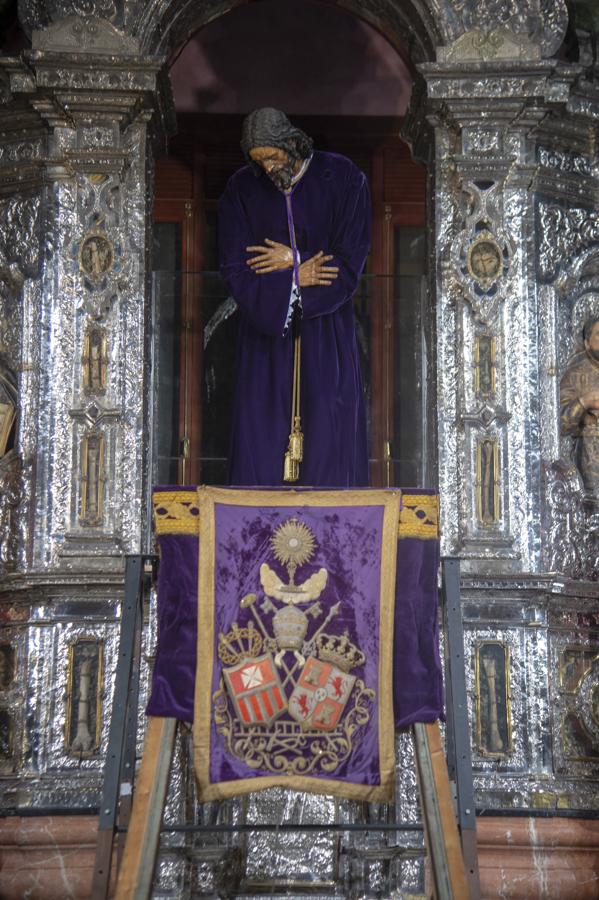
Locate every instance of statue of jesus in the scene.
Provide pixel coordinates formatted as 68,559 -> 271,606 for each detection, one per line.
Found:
219,107 -> 370,487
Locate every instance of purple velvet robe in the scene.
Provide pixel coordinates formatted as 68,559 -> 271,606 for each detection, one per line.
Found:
219,151 -> 370,487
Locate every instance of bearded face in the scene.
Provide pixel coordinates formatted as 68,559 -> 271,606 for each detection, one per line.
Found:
266,160 -> 295,191
249,146 -> 298,191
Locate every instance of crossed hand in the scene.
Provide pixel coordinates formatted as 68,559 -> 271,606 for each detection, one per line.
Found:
581,390 -> 599,417
246,239 -> 339,286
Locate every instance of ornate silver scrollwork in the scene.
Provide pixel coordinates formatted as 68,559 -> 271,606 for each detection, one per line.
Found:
433,0 -> 568,57
49,0 -> 117,20
538,147 -> 592,179
20,0 -> 122,35
0,450 -> 21,574
542,460 -> 599,579
538,202 -> 599,285
437,27 -> 541,62
0,196 -> 42,296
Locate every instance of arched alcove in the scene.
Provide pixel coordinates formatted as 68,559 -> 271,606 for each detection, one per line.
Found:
169,0 -> 413,117
134,0 -> 440,65
151,0 -> 433,491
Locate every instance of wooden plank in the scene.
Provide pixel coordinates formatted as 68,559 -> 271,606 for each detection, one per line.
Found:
114,716 -> 177,900
91,555 -> 145,900
413,721 -> 470,900
116,792 -> 133,870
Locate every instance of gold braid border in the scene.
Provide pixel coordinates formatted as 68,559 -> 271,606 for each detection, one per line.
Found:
399,493 -> 439,540
153,491 -> 200,534
153,489 -> 440,540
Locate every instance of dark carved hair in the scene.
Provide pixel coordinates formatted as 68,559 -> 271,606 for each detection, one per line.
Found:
583,315 -> 599,342
241,108 -> 313,176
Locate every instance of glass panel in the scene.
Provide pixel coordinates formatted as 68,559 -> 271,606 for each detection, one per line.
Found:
151,270 -> 429,489
393,227 -> 427,487
152,222 -> 182,485
203,208 -> 219,272
201,272 -> 238,485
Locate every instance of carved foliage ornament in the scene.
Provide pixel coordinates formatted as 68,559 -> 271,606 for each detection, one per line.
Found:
538,147 -> 592,179
31,14 -> 140,53
49,0 -> 117,21
0,451 -> 21,573
542,460 -> 598,579
20,0 -> 118,33
432,0 -> 567,56
538,202 -> 599,285
437,26 -> 540,62
0,196 -> 42,296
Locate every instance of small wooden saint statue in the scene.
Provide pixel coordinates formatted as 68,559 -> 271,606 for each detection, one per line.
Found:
560,315 -> 599,496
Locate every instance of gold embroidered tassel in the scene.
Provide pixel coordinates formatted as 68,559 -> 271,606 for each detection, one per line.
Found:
289,416 -> 303,462
283,450 -> 299,482
283,334 -> 303,482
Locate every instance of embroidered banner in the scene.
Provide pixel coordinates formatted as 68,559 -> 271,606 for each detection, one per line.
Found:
194,487 -> 400,801
147,486 -> 443,799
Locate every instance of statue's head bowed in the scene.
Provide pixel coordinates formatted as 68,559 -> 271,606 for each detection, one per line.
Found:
241,108 -> 313,176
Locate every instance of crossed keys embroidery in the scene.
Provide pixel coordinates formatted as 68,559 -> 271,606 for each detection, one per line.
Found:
213,518 -> 374,775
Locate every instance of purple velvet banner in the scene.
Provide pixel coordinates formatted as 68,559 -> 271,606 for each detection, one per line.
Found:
148,487 -> 443,800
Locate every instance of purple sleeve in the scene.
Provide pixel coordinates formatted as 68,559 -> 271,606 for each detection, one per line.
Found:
218,181 -> 293,337
299,169 -> 371,319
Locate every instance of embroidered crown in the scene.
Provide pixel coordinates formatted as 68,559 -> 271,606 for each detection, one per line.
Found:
316,630 -> 365,673
218,621 -> 262,666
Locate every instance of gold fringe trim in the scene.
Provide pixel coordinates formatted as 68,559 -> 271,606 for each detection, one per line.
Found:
153,489 -> 439,540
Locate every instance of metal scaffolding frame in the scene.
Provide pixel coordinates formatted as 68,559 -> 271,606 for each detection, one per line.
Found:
91,554 -> 480,900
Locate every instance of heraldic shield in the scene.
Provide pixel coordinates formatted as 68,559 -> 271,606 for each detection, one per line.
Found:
223,652 -> 286,726
289,656 -> 356,731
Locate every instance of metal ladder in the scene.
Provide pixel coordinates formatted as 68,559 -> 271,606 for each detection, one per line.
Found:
91,555 -> 480,900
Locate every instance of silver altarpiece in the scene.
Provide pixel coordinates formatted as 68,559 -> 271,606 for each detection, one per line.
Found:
0,0 -> 598,896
